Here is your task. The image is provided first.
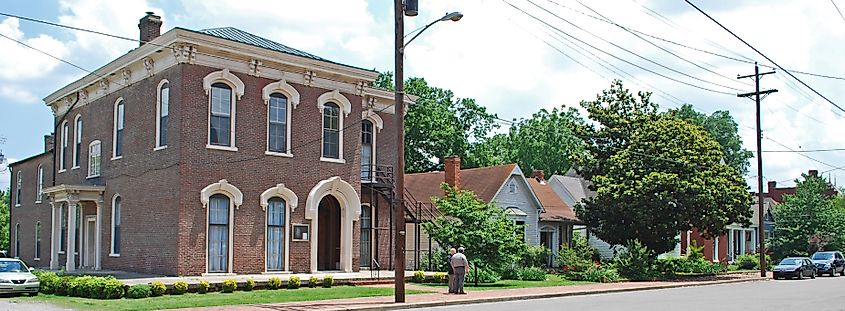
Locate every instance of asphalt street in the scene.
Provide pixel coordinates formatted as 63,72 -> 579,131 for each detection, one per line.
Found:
412,277 -> 845,311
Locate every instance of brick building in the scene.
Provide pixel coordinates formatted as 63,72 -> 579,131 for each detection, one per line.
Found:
8,13 -> 407,276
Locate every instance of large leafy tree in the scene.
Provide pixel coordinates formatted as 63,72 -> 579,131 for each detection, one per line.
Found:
505,107 -> 588,175
577,80 -> 752,255
666,104 -> 753,175
771,173 -> 845,258
374,72 -> 500,172
422,184 -> 525,273
0,189 -> 8,251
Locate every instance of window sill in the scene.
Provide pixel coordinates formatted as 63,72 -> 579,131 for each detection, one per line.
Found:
361,179 -> 375,184
206,144 -> 239,152
292,239 -> 309,242
109,253 -> 120,257
58,251 -> 65,255
153,145 -> 167,151
320,157 -> 346,164
14,204 -> 20,208
35,201 -> 41,204
110,156 -> 123,161
261,271 -> 292,275
86,175 -> 100,179
202,272 -> 236,277
71,166 -> 80,170
265,151 -> 293,158
58,169 -> 66,174
33,258 -> 40,261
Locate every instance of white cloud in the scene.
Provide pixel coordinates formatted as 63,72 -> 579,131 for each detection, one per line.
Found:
0,85 -> 39,103
57,0 -> 163,61
0,17 -> 68,80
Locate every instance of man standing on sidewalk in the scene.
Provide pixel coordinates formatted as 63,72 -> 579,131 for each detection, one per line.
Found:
447,248 -> 457,294
451,247 -> 469,294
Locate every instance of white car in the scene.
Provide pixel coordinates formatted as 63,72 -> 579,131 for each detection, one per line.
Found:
0,258 -> 40,295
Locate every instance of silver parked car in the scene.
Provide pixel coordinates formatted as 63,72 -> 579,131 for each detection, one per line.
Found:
0,258 -> 40,295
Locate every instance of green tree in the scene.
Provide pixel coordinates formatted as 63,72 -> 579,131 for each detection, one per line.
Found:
771,173 -> 845,259
505,107 -> 588,175
374,72 -> 500,172
0,189 -> 8,251
666,104 -> 753,175
422,184 -> 525,274
576,80 -> 752,255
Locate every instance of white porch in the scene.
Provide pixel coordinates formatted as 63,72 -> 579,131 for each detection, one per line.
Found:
43,184 -> 106,272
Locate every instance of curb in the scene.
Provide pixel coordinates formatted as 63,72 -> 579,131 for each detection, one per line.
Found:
350,277 -> 768,311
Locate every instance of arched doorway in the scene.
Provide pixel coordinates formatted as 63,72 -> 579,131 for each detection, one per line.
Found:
318,195 -> 342,270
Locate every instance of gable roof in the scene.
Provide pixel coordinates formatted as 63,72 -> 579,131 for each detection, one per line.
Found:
526,177 -> 581,223
406,164 -> 518,205
192,27 -> 374,73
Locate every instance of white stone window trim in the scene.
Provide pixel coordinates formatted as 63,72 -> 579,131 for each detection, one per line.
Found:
112,97 -> 124,160
291,223 -> 310,242
261,183 -> 298,273
59,120 -> 68,173
155,79 -> 170,149
204,69 -> 244,150
263,80 -> 298,157
71,114 -> 82,169
200,179 -> 243,274
35,165 -> 43,203
361,111 -> 383,183
109,193 -> 121,256
318,90 -> 352,162
87,140 -> 102,178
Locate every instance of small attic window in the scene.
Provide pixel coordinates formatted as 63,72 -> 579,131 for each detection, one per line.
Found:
508,180 -> 516,193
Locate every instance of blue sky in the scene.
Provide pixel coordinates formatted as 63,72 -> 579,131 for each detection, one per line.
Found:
2,0 -> 845,191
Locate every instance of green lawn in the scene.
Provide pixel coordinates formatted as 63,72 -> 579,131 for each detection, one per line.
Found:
418,274 -> 592,291
8,286 -> 431,311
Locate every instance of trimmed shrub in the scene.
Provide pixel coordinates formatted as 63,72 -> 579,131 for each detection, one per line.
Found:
268,277 -> 282,290
198,280 -> 211,294
412,270 -> 425,283
614,240 -> 659,281
222,279 -> 238,293
322,275 -> 334,288
433,272 -> 448,283
172,281 -> 189,295
308,276 -> 319,288
150,281 -> 167,296
244,278 -> 255,291
466,268 -> 500,284
522,245 -> 551,268
54,275 -> 74,296
287,276 -> 301,289
515,266 -> 546,281
34,271 -> 61,294
579,266 -> 620,283
126,284 -> 152,299
101,278 -> 125,299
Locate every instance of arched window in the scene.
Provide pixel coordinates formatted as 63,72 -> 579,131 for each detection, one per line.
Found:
14,171 -> 21,207
36,165 -> 43,203
322,102 -> 341,159
267,93 -> 288,154
156,80 -> 170,148
361,120 -> 374,181
14,223 -> 20,258
60,120 -> 68,171
208,194 -> 230,273
88,140 -> 102,178
360,204 -> 372,267
35,222 -> 41,260
73,115 -> 82,168
113,99 -> 125,158
209,83 -> 233,147
266,198 -> 286,271
111,195 -> 121,255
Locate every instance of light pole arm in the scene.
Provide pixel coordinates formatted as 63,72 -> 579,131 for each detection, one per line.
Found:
403,20 -> 439,51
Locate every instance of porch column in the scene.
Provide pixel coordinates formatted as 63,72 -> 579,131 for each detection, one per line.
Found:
66,199 -> 78,271
95,197 -> 103,270
49,201 -> 60,270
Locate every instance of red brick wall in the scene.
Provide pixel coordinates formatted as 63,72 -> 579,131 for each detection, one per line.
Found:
680,228 -> 728,262
8,153 -> 53,267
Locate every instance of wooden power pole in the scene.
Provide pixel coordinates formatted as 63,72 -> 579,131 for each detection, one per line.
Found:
737,62 -> 777,278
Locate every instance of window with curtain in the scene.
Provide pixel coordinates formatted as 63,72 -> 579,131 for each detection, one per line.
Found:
111,196 -> 121,255
322,102 -> 340,158
114,100 -> 125,157
74,117 -> 82,167
266,198 -> 286,271
360,205 -> 372,267
361,120 -> 374,181
267,93 -> 288,153
208,194 -> 230,272
210,83 -> 233,146
61,121 -> 68,170
14,171 -> 21,206
158,82 -> 170,147
88,141 -> 101,177
36,165 -> 43,202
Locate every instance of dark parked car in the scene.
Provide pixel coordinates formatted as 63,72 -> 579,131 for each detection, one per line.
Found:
773,257 -> 817,280
811,251 -> 845,277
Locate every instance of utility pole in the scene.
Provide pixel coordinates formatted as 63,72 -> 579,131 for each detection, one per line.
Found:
394,0 -> 409,303
737,62 -> 777,278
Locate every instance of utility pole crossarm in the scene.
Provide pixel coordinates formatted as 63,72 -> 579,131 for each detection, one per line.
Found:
738,89 -> 778,98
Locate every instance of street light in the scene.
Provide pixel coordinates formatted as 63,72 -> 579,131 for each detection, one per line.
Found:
394,1 -> 462,303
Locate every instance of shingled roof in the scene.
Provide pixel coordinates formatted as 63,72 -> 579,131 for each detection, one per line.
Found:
526,177 -> 581,223
405,164 -> 518,205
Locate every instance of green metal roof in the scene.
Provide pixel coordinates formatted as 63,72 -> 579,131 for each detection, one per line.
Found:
193,27 -> 374,73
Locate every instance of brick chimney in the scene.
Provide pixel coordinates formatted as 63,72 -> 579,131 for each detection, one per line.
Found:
532,170 -> 545,182
444,156 -> 461,188
809,169 -> 819,177
767,181 -> 776,192
138,12 -> 162,46
44,134 -> 55,152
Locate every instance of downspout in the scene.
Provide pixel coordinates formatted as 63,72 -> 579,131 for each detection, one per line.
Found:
51,92 -> 80,187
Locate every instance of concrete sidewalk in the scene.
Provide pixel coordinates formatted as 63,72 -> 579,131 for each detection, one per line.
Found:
173,272 -> 768,311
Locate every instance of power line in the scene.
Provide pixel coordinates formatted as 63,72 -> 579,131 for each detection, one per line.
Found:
684,0 -> 845,114
832,0 -> 845,23
761,148 -> 845,153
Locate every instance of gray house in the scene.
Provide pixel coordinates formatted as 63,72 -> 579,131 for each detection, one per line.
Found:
548,170 -> 618,259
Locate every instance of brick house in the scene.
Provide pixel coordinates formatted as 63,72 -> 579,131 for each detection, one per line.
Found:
8,13 -> 408,276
